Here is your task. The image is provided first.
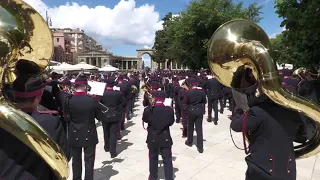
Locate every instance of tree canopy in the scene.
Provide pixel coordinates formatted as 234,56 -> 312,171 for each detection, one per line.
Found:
153,0 -> 263,70
272,0 -> 320,67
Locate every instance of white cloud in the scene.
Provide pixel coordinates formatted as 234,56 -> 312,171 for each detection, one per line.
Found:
268,26 -> 286,39
143,45 -> 152,49
24,0 -> 163,47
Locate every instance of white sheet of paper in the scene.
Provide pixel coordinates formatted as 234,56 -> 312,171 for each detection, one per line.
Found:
207,75 -> 213,79
113,86 -> 120,91
87,81 -> 106,96
164,98 -> 173,107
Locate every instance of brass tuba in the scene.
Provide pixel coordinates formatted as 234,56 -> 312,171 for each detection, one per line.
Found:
0,0 -> 69,179
292,67 -> 307,80
207,19 -> 320,159
141,83 -> 155,106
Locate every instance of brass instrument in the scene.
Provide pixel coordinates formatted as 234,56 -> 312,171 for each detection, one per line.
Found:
293,67 -> 307,80
141,84 -> 154,106
207,19 -> 320,159
0,0 -> 69,179
131,84 -> 138,93
181,80 -> 191,90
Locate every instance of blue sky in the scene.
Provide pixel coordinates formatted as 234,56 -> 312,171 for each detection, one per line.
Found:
41,0 -> 283,59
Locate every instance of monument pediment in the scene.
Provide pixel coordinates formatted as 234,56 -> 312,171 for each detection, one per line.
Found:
78,49 -> 111,55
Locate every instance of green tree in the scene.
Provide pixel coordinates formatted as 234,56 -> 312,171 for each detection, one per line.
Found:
153,0 -> 263,70
274,0 -> 320,67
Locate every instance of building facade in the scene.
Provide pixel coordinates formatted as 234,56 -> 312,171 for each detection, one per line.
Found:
51,28 -> 97,64
77,50 -> 142,71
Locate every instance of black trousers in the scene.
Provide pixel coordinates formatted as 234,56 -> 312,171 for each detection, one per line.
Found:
72,146 -> 95,180
186,114 -> 203,148
207,97 -> 219,120
181,106 -> 188,135
148,147 -> 173,180
174,97 -> 181,120
102,121 -> 120,156
126,99 -> 132,117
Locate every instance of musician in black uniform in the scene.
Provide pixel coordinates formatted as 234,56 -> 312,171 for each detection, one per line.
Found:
298,68 -> 320,104
0,72 -> 70,179
206,76 -> 224,125
100,78 -> 126,157
56,78 -> 72,130
173,77 -> 181,123
230,69 -> 307,180
142,91 -> 174,180
65,75 -> 103,180
179,82 -> 188,137
184,78 -> 206,153
116,76 -> 129,130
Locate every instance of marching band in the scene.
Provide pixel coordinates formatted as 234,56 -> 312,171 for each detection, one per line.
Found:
0,1 -> 320,180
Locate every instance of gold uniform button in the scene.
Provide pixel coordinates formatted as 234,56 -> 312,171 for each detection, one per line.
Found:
289,159 -> 292,162
288,170 -> 290,173
74,130 -> 76,133
86,138 -> 88,141
87,130 -> 90,133
76,138 -> 79,141
269,170 -> 273,173
269,158 -> 272,161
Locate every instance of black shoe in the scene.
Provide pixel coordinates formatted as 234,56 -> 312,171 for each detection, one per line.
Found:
111,153 -> 118,158
207,117 -> 212,122
104,148 -> 110,152
176,120 -> 180,123
197,148 -> 204,153
219,109 -> 224,114
182,134 -> 187,138
214,120 -> 218,125
185,141 -> 192,147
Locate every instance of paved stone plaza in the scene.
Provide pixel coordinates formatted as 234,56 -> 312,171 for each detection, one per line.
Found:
68,93 -> 320,180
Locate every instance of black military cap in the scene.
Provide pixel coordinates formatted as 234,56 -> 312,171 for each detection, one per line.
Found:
75,75 -> 88,85
152,91 -> 166,102
188,78 -> 198,86
61,78 -> 71,85
105,78 -> 115,87
13,75 -> 46,98
15,59 -> 41,76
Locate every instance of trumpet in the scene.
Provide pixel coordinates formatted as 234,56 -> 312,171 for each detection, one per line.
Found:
131,85 -> 138,93
141,84 -> 155,106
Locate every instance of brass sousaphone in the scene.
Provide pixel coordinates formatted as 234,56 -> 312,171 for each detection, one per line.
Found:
207,19 -> 320,159
0,0 -> 69,179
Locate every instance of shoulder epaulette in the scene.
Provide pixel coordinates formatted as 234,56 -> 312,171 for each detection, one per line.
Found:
38,110 -> 59,115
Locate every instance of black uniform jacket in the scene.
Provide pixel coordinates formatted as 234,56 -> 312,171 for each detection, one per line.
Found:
186,87 -> 207,116
117,82 -> 129,108
282,77 -> 299,94
100,88 -> 126,122
142,103 -> 175,148
67,92 -> 103,147
231,95 -> 307,180
179,88 -> 187,110
206,78 -> 223,99
0,107 -> 71,179
298,80 -> 320,104
40,89 -> 58,111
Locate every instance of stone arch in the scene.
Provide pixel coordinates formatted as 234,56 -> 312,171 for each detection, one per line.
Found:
136,49 -> 156,69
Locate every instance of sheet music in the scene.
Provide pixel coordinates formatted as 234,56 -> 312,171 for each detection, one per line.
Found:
164,98 -> 173,107
87,81 -> 106,96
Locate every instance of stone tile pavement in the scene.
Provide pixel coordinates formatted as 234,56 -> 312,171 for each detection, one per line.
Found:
68,92 -> 320,180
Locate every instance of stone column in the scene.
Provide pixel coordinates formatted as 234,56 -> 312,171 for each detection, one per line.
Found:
170,61 -> 173,70
89,57 -> 92,65
126,61 -> 128,70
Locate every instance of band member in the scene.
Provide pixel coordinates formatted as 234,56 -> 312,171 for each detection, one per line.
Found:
65,75 -> 103,180
173,77 -> 182,123
184,78 -> 206,153
116,76 -> 129,131
298,68 -> 320,104
1,73 -> 71,179
100,78 -> 126,158
179,82 -> 188,137
56,78 -> 73,130
230,70 -> 307,180
205,75 -> 223,124
142,91 -> 174,180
